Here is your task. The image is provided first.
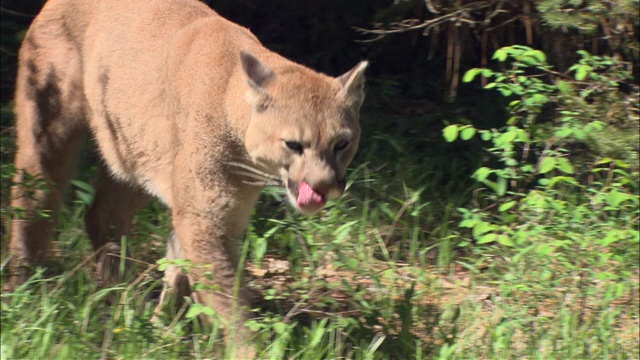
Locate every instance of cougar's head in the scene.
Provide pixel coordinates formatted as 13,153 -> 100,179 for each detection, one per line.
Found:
241,51 -> 367,215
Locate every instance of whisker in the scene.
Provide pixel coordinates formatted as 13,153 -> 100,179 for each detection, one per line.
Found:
226,161 -> 280,181
230,170 -> 278,183
242,180 -> 281,187
253,159 -> 272,170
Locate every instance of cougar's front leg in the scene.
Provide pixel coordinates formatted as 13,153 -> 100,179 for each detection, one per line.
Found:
155,141 -> 261,357
179,216 -> 255,357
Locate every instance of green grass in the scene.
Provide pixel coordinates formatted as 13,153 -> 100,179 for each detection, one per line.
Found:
1,109 -> 638,359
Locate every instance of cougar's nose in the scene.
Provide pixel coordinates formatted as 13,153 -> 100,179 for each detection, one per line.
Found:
310,182 -> 330,196
310,178 -> 346,201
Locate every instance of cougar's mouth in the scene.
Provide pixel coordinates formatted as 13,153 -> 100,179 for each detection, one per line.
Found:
286,179 -> 327,215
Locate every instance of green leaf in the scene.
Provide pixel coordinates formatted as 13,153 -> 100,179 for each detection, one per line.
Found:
521,164 -> 535,173
480,131 -> 492,141
493,49 -> 508,62
556,158 -> 574,174
556,80 -> 570,95
539,157 -> 556,174
70,180 -> 95,194
473,222 -> 495,239
595,157 -> 613,165
547,176 -> 578,188
481,69 -> 494,77
555,127 -> 573,138
535,244 -> 554,256
185,303 -> 204,319
484,82 -> 497,89
497,235 -> 514,247
334,220 -> 358,242
483,179 -> 498,193
462,68 -> 483,83
75,191 -> 93,206
500,130 -> 518,144
498,88 -> 513,97
605,190 -> 633,207
516,129 -> 530,142
459,219 -> 478,228
505,158 -> 518,167
576,50 -> 590,57
498,201 -> 516,212
473,167 -> 492,182
273,322 -> 289,334
529,93 -> 549,105
614,159 -> 630,168
186,303 -> 217,319
460,127 -> 477,140
263,225 -> 281,239
530,50 -> 547,63
590,121 -> 605,131
157,258 -> 169,272
595,272 -> 618,281
521,56 -> 539,66
443,125 -> 459,142
477,233 -> 497,244
575,65 -> 589,80
496,177 -> 507,196
599,230 -> 622,247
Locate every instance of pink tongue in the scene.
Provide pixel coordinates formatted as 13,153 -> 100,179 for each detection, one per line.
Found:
297,181 -> 325,208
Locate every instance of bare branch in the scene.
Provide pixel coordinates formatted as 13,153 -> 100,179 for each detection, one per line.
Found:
352,0 -> 535,43
354,1 -> 494,41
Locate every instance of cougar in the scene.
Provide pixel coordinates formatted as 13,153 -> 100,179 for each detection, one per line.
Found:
8,0 -> 367,356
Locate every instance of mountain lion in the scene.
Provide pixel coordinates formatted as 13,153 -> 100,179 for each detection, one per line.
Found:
8,0 -> 367,356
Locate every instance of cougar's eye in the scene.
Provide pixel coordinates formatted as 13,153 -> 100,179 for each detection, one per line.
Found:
334,140 -> 350,152
284,141 -> 303,154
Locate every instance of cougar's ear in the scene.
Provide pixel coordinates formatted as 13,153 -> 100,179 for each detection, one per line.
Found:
338,61 -> 368,106
240,51 -> 275,93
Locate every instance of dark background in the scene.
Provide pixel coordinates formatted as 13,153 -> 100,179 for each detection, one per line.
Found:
3,1 -> 636,104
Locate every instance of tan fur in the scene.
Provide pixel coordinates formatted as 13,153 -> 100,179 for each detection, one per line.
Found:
8,0 -> 367,357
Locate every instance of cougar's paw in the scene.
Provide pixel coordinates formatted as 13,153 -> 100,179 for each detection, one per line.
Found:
96,242 -> 129,287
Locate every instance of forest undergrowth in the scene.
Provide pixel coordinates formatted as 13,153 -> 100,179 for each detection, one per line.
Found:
1,47 -> 638,359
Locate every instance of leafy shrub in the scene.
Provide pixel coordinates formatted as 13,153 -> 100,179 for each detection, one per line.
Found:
442,46 -> 638,358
